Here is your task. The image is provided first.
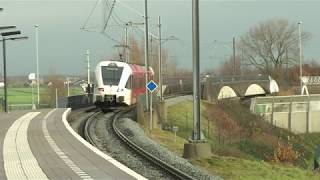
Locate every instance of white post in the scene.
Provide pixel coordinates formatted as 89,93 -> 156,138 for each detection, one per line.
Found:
35,25 -> 40,108
31,83 -> 35,110
31,83 -> 33,106
86,49 -> 90,84
125,26 -> 128,63
87,50 -> 90,84
298,21 -> 303,94
86,49 -> 90,93
55,88 -> 58,108
144,0 -> 149,111
127,25 -> 130,64
67,77 -> 70,97
150,92 -> 153,130
158,16 -> 163,101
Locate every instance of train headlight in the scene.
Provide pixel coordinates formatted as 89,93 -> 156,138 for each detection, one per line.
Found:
117,88 -> 124,92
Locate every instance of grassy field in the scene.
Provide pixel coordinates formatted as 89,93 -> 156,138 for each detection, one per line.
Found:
192,155 -> 318,180
0,87 -> 84,109
147,99 -> 320,179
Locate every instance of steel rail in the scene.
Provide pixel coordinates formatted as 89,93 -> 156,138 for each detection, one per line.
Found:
84,111 -> 101,146
112,107 -> 195,180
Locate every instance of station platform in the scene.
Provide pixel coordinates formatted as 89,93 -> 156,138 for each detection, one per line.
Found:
0,109 -> 145,180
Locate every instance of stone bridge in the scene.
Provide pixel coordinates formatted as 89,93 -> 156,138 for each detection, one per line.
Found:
201,75 -> 279,101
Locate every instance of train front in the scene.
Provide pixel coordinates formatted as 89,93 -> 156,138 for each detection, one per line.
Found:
95,61 -> 131,107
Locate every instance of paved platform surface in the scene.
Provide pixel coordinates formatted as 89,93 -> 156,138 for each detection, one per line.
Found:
0,109 -> 144,180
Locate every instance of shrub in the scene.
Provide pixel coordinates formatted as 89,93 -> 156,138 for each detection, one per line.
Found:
273,140 -> 300,164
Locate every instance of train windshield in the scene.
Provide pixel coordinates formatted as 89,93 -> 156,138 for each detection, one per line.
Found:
101,66 -> 124,85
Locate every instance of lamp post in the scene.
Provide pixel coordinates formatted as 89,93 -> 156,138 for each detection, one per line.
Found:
158,16 -> 162,101
34,25 -> 40,108
67,77 -> 70,97
298,21 -> 303,93
85,49 -> 91,94
1,30 -> 27,112
144,0 -> 150,111
192,0 -> 201,141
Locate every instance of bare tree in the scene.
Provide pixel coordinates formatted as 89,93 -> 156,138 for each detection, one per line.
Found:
218,55 -> 242,76
41,68 -> 66,107
129,36 -> 144,64
239,19 -> 311,80
128,35 -> 177,80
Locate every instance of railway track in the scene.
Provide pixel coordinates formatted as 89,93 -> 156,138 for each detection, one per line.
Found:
83,110 -> 101,146
83,107 -> 195,180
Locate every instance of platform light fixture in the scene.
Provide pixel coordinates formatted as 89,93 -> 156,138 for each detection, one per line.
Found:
1,30 -> 21,37
0,26 -> 16,30
4,36 -> 28,41
1,30 -> 27,112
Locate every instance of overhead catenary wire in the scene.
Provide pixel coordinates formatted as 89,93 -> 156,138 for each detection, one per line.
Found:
82,0 -> 163,56
105,0 -> 123,26
110,3 -> 127,25
102,0 -> 116,33
101,32 -> 123,44
116,0 -> 144,17
81,0 -> 101,30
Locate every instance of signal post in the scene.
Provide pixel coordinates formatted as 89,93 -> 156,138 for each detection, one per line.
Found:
183,0 -> 211,159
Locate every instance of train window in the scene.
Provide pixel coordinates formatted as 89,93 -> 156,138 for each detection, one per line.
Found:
101,66 -> 124,85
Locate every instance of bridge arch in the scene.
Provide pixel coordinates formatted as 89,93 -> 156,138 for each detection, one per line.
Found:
217,86 -> 238,99
245,84 -> 266,96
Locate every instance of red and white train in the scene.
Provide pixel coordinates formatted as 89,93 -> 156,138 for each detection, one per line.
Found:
95,61 -> 153,107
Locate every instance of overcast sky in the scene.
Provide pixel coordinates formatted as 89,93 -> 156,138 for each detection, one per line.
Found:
0,0 -> 320,76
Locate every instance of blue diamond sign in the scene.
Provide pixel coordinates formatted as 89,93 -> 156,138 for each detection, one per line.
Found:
147,80 -> 158,93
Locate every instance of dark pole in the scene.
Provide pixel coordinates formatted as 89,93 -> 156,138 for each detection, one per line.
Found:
192,0 -> 201,141
2,39 -> 7,112
233,37 -> 236,75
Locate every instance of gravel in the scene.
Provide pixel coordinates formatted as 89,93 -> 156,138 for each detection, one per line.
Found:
116,115 -> 222,180
91,111 -> 174,179
67,107 -> 97,136
69,107 -> 222,180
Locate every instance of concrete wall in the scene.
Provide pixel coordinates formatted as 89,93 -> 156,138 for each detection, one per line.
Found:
251,95 -> 320,134
310,112 -> 320,132
290,112 -> 307,133
273,112 -> 289,129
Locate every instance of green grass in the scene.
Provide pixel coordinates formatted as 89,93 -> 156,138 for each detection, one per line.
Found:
192,155 -> 319,180
148,129 -> 319,179
0,87 -> 84,105
164,100 -> 208,137
162,100 -> 320,179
